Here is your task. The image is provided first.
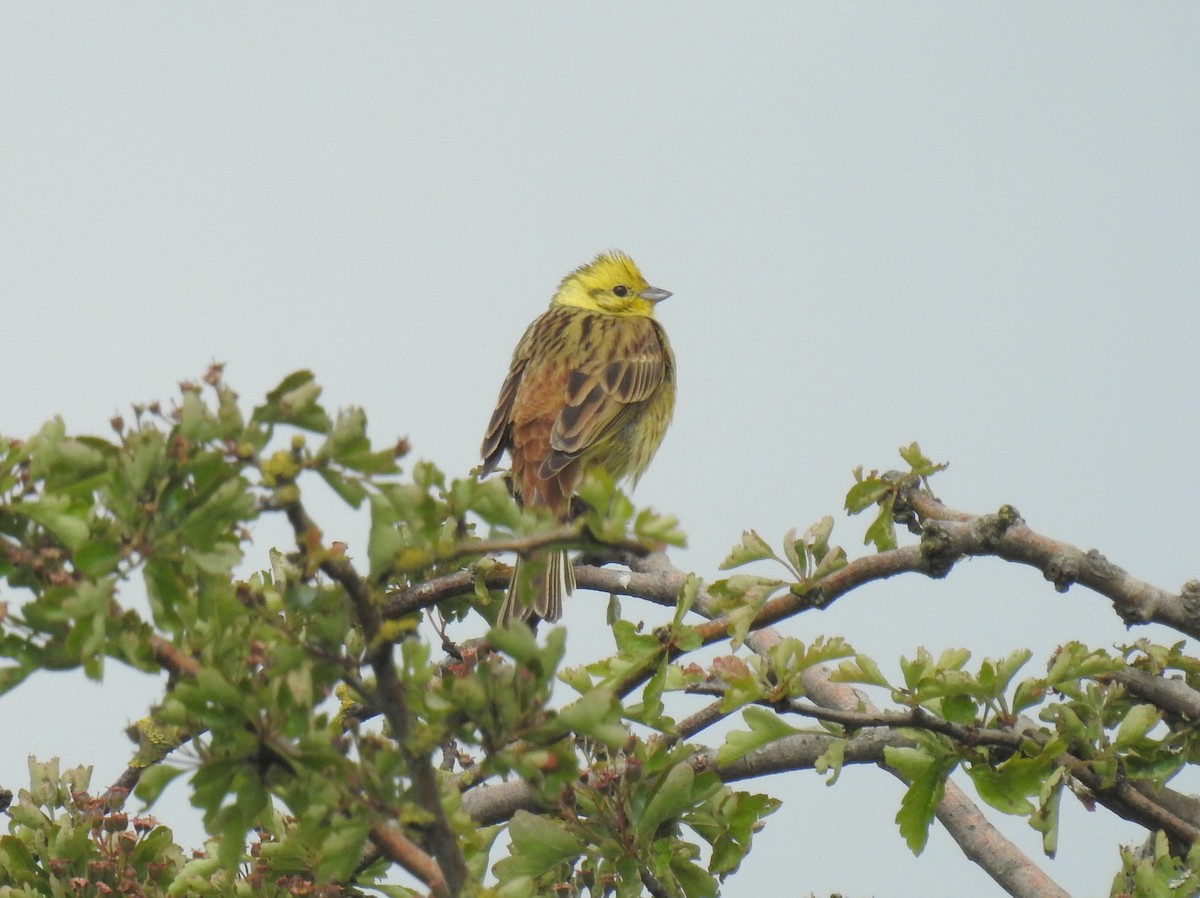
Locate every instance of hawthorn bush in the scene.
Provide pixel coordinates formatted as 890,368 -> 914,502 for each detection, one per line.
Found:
2,368 -> 1199,897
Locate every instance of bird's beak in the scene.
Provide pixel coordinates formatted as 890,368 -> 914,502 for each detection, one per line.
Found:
640,285 -> 672,303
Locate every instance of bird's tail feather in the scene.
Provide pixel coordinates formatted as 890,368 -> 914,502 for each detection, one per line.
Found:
499,550 -> 574,625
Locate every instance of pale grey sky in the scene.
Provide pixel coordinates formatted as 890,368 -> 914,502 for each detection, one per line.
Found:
2,5 -> 1198,896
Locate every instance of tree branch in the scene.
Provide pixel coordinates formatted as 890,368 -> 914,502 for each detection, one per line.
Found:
904,491 -> 1200,637
674,700 -> 735,741
313,488 -> 1200,896
388,506 -> 1200,895
282,495 -> 469,896
702,685 -> 1200,850
629,553 -> 1069,898
441,546 -> 1069,898
745,628 -> 1072,898
1112,667 -> 1200,720
369,821 -> 449,898
148,633 -> 200,679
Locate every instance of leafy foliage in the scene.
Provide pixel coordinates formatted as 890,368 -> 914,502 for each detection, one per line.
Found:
2,375 -> 1198,898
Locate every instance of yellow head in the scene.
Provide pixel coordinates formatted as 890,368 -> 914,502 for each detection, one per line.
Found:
550,250 -> 671,317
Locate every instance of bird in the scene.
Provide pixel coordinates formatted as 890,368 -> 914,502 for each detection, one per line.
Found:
480,250 -> 676,624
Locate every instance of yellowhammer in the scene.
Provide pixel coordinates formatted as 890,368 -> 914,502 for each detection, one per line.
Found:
481,251 -> 676,624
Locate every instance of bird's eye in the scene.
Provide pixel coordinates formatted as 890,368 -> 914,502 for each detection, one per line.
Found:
612,285 -> 629,297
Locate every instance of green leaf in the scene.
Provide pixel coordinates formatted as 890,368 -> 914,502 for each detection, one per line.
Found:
966,757 -> 1043,815
144,556 -> 190,626
1011,677 -> 1048,714
688,787 -> 780,878
558,664 -> 593,695
899,442 -> 948,478
863,497 -> 897,551
367,493 -> 403,580
625,647 -> 671,728
900,648 -> 934,691
261,369 -> 316,404
26,417 -> 100,477
898,442 -> 932,470
556,687 -> 627,748
990,648 -> 1033,694
178,389 -> 218,441
189,543 -> 242,576
8,495 -> 90,550
1030,766 -> 1066,857
940,694 -> 977,725
938,647 -> 971,671
469,477 -> 524,529
719,530 -> 776,570
767,636 -> 856,686
123,430 -> 167,496
634,508 -> 687,547
495,877 -> 536,897
0,657 -> 38,695
781,526 -> 806,578
833,654 -> 891,688
590,619 -> 667,686
134,764 -> 188,806
0,830 -> 39,876
812,544 -> 848,580
814,738 -> 845,784
576,468 -> 633,543
673,573 -> 701,626
496,811 -> 580,879
638,762 -> 695,839
252,370 -> 332,433
185,668 -> 251,723
1045,642 -> 1121,688
708,575 -> 786,648
314,818 -> 372,881
717,707 -> 800,765
321,406 -> 368,457
1115,703 -> 1161,749
672,859 -> 718,898
803,516 -> 834,557
844,477 -> 889,514
487,621 -> 541,667
885,745 -> 957,854
72,540 -> 122,577
317,467 -> 369,508
64,578 -> 113,678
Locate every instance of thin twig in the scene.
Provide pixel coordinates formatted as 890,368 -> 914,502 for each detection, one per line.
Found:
675,700 -> 734,741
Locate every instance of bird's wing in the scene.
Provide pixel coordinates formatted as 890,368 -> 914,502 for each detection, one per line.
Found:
542,328 -> 666,477
480,360 -> 525,475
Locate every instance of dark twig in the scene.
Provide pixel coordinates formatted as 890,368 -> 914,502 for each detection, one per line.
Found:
730,687 -> 1200,848
283,496 -> 469,897
639,866 -> 671,898
674,700 -> 734,741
